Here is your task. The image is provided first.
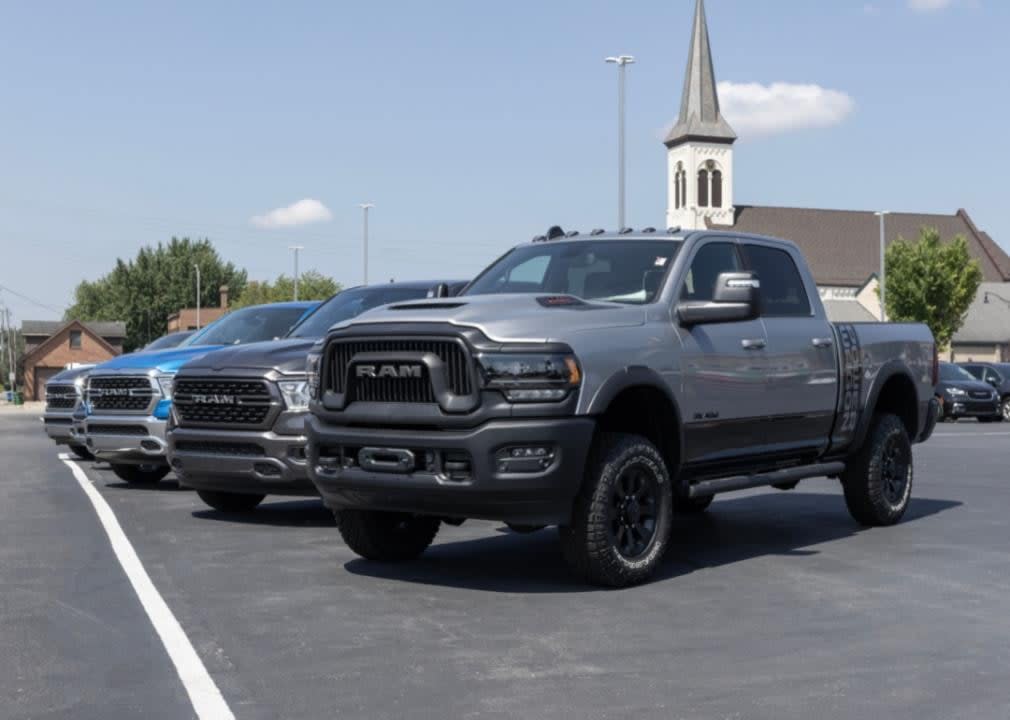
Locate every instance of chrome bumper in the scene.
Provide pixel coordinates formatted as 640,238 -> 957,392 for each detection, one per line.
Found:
44,411 -> 77,444
84,414 -> 169,465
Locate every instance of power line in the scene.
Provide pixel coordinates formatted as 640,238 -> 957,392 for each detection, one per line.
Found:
0,284 -> 66,315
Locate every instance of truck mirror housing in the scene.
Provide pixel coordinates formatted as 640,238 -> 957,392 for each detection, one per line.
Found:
677,272 -> 760,326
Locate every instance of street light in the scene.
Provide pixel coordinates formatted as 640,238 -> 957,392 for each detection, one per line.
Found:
193,263 -> 202,329
605,55 -> 635,230
874,211 -> 890,321
289,245 -> 304,301
359,203 -> 374,285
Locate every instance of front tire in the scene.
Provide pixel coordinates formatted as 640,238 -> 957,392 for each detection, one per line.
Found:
111,464 -> 169,485
196,490 -> 265,513
841,413 -> 912,527
70,445 -> 94,460
336,510 -> 440,562
559,434 -> 673,588
1002,397 -> 1010,422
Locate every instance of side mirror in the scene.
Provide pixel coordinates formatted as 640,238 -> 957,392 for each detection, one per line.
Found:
677,271 -> 760,326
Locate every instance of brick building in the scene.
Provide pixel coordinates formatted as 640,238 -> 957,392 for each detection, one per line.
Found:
166,285 -> 230,332
20,320 -> 126,401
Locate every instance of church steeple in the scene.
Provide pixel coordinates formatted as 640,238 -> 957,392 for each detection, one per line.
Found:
665,0 -> 736,230
664,0 -> 736,148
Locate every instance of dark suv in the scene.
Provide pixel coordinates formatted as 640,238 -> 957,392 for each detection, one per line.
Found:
937,363 -> 1000,422
960,362 -> 1010,421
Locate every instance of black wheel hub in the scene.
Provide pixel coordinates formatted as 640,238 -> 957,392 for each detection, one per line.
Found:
608,464 -> 659,559
881,436 -> 909,505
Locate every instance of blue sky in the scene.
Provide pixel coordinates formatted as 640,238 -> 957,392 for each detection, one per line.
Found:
1,0 -> 1007,323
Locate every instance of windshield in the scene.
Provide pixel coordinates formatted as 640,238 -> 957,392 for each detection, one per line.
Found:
463,240 -> 681,304
287,286 -> 433,338
142,331 -> 194,351
940,363 -> 976,382
189,305 -> 310,346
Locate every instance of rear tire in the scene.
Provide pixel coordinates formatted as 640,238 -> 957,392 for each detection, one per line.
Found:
841,413 -> 912,527
336,510 -> 440,562
673,494 -> 713,514
111,464 -> 169,485
559,434 -> 673,588
196,490 -> 265,513
70,445 -> 94,460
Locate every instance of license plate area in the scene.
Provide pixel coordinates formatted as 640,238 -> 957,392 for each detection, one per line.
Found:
358,447 -> 416,474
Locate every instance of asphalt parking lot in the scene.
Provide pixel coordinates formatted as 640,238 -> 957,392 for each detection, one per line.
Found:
3,410 -> 1010,720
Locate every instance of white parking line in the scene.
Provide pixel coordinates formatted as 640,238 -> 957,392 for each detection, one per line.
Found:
933,431 -> 1010,437
59,454 -> 235,720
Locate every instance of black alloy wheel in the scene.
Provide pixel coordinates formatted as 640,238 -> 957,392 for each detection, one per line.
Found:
879,434 -> 910,506
608,464 -> 661,560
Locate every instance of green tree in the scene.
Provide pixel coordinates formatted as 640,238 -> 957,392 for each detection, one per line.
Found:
232,270 -> 340,308
65,237 -> 247,351
883,227 -> 982,350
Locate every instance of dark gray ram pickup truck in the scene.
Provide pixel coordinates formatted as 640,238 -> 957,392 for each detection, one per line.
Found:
306,229 -> 939,587
167,281 -> 465,512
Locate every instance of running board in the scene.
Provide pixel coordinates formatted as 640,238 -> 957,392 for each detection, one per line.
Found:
687,462 -> 846,498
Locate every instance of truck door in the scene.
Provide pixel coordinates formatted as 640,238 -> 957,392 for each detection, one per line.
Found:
675,239 -> 769,466
741,242 -> 838,457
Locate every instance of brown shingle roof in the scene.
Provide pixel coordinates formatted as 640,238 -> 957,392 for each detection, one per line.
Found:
713,206 -> 1010,287
22,320 -> 126,339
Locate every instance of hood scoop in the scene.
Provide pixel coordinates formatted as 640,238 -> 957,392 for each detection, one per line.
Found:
388,302 -> 467,311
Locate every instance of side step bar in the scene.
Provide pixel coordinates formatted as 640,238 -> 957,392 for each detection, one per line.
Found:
688,462 -> 846,499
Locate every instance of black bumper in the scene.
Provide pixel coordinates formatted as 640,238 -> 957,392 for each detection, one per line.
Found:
943,396 -> 999,419
306,416 -> 596,526
169,426 -> 315,496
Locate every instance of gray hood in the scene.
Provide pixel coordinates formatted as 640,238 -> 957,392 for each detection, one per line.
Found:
179,338 -> 317,375
333,294 -> 647,343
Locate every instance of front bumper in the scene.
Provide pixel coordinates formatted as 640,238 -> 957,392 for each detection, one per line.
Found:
84,414 -> 169,466
44,411 -> 79,445
944,395 -> 999,418
306,416 -> 596,526
168,425 -> 315,496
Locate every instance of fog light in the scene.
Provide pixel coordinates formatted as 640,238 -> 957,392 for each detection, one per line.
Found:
496,446 -> 555,474
141,440 -> 160,451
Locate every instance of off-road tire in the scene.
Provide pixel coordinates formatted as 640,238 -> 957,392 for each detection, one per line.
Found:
673,494 -> 713,514
70,445 -> 94,460
197,490 -> 266,513
336,510 -> 440,562
111,464 -> 169,485
559,434 -> 673,588
841,413 -> 912,526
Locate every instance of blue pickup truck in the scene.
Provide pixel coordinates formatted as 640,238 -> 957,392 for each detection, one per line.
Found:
82,301 -> 318,484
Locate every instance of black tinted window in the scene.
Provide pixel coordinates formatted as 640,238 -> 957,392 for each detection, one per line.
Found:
742,245 -> 811,317
681,242 -> 739,302
288,286 -> 431,338
190,306 -> 309,346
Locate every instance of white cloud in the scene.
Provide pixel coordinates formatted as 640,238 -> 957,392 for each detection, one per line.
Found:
250,198 -> 333,229
717,81 -> 855,138
907,0 -> 954,11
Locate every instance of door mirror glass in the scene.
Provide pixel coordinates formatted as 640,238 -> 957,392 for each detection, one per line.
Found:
677,272 -> 760,325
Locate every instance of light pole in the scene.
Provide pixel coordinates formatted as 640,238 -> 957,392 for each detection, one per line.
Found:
874,211 -> 890,321
605,55 -> 635,230
193,263 -> 202,330
359,203 -> 374,285
289,245 -> 304,301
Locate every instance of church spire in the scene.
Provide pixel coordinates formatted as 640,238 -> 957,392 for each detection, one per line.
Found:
664,0 -> 736,148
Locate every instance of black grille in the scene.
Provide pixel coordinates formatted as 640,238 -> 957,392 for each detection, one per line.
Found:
44,418 -> 73,426
89,376 -> 154,412
174,440 -> 266,457
46,385 -> 77,410
87,424 -> 149,436
970,390 -> 993,400
174,378 -> 273,426
326,338 -> 472,403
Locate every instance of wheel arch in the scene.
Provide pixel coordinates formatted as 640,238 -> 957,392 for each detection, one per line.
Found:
854,363 -> 920,446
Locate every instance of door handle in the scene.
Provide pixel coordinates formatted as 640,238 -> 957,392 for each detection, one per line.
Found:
812,337 -> 834,348
741,338 -> 766,350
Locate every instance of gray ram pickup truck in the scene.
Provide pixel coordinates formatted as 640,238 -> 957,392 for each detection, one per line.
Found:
306,228 -> 939,587
168,281 -> 466,512
43,365 -> 94,459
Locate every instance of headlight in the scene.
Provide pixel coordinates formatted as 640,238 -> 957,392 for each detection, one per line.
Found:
306,347 -> 323,398
476,353 -> 581,402
279,379 -> 311,411
947,387 -> 966,397
156,374 -> 175,400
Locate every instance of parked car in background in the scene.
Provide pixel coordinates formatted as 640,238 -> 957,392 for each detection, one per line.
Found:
306,228 -> 938,587
82,301 -> 318,485
937,362 -> 1000,422
43,364 -> 95,459
141,330 -> 196,352
169,281 -> 465,512
959,362 -> 1010,421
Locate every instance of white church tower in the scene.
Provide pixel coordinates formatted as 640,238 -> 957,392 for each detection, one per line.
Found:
665,0 -> 737,230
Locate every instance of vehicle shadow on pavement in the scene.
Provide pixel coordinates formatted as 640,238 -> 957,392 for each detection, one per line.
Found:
93,467 -> 192,492
191,499 -> 335,528
343,492 -> 961,593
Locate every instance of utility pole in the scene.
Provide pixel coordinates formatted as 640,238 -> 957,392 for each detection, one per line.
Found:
289,245 -> 304,301
874,211 -> 890,321
359,203 -> 374,285
605,55 -> 635,230
193,263 -> 202,329
3,307 -> 15,391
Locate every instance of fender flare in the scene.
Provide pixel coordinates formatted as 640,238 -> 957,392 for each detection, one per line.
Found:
852,361 -> 920,449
